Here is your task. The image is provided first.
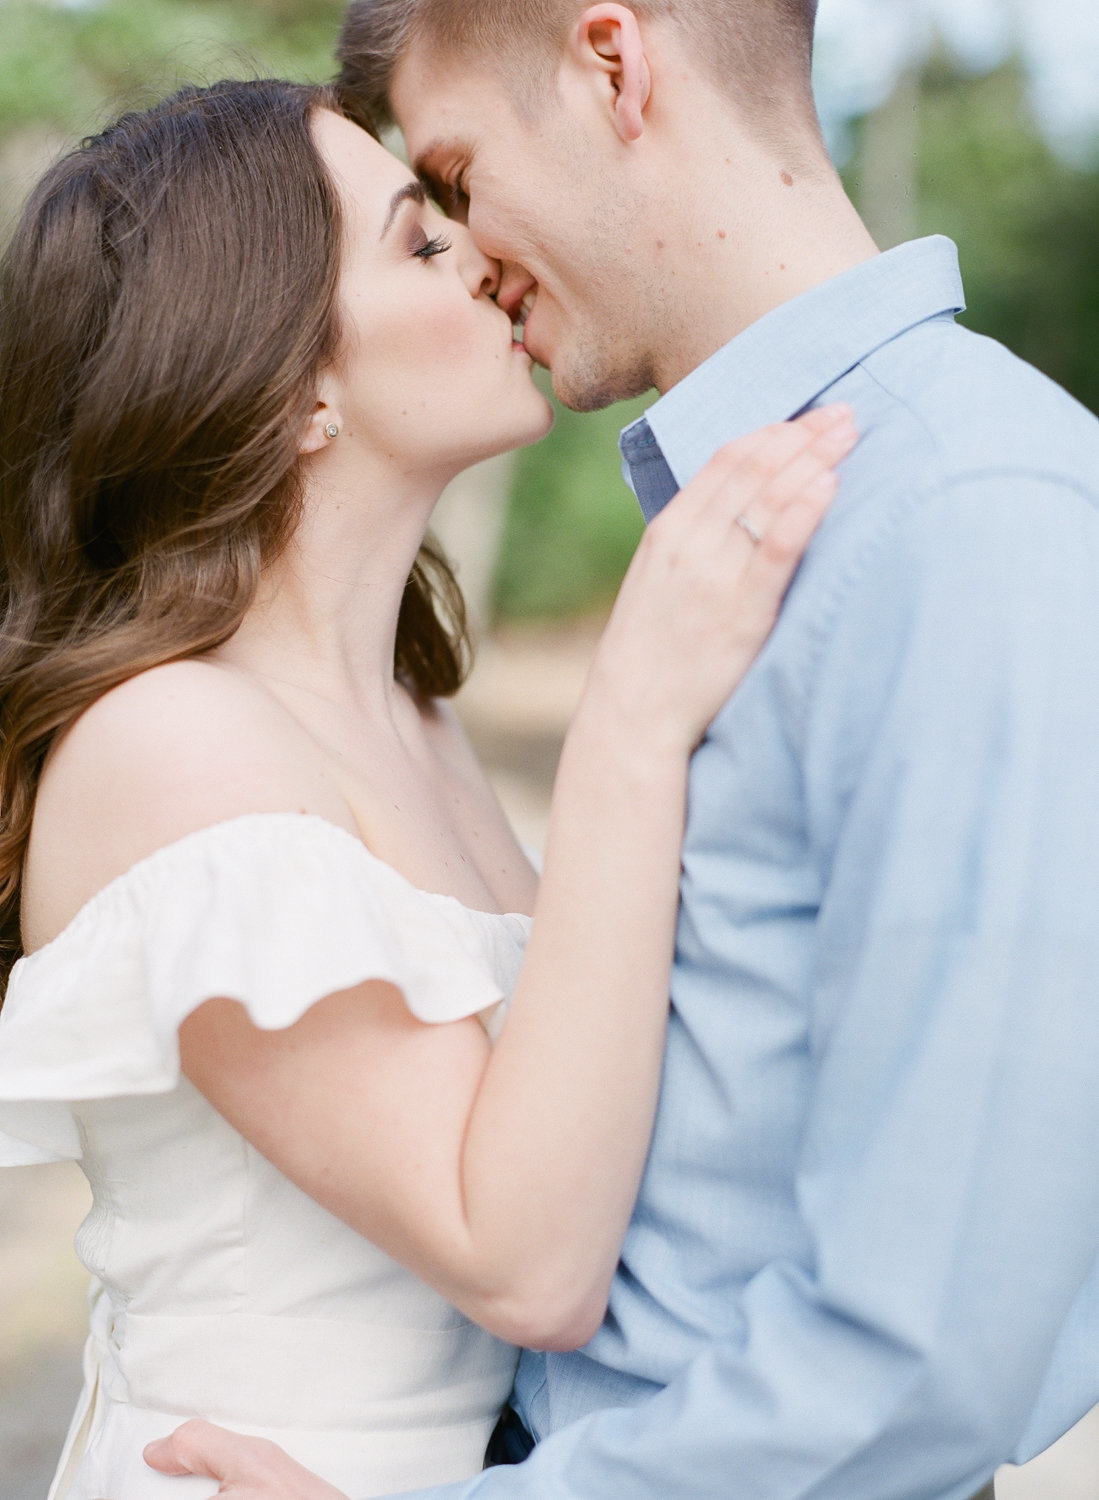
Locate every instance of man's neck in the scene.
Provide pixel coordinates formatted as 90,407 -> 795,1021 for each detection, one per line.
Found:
645,123 -> 880,395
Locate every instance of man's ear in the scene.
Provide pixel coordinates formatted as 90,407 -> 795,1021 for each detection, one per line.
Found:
569,5 -> 651,143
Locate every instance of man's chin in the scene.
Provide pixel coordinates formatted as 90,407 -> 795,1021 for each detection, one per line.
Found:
548,351 -> 654,414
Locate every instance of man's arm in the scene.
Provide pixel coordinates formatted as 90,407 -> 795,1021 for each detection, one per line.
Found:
148,471 -> 1099,1499
144,1423 -> 350,1499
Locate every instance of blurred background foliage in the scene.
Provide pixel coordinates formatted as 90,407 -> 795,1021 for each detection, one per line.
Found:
0,0 -> 344,133
0,0 -> 1097,621
847,47 -> 1099,425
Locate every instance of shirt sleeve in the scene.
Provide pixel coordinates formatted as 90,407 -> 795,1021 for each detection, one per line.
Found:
379,470 -> 1099,1500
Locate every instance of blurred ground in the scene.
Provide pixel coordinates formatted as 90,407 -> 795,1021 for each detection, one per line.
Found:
0,1162 -> 90,1500
3,621 -> 1099,1498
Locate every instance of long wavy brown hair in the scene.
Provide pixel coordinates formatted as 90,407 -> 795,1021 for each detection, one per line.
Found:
0,78 -> 470,998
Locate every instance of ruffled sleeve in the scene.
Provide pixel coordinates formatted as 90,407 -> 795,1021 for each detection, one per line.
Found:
0,814 -> 529,1165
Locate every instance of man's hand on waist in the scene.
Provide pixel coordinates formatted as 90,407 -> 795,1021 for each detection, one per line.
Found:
97,1420 -> 349,1500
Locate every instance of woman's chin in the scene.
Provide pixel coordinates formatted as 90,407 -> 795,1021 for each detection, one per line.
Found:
523,387 -> 557,440
424,395 -> 557,479
527,397 -> 557,445
472,405 -> 557,465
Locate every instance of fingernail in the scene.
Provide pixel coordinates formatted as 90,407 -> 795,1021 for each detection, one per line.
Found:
817,402 -> 853,421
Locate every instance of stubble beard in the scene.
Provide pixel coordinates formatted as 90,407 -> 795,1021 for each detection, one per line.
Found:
549,332 -> 656,413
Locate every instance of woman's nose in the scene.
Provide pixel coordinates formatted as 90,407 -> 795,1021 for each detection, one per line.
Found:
474,250 -> 502,301
458,226 -> 501,300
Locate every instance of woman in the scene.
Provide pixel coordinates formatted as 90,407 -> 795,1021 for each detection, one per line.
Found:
0,79 -> 855,1499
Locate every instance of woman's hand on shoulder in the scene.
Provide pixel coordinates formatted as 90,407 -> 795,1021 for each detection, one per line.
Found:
22,659 -> 350,949
583,404 -> 858,757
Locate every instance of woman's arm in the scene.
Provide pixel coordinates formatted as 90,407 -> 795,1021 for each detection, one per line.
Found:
177,407 -> 856,1348
26,408 -> 847,1349
458,409 -> 862,1340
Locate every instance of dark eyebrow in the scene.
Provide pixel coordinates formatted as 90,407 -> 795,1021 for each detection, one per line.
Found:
381,180 -> 427,239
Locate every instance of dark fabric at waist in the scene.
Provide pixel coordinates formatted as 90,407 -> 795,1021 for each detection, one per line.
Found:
484,1406 -> 535,1467
484,1406 -> 996,1498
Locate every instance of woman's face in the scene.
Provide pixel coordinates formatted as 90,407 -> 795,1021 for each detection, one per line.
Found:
312,109 -> 554,479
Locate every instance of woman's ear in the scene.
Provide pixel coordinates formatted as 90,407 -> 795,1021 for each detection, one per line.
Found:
299,401 -> 342,457
571,5 -> 651,143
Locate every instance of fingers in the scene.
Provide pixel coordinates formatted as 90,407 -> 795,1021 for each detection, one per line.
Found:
795,402 -> 855,436
674,405 -> 855,566
143,1422 -> 349,1500
594,404 -> 857,750
714,403 -> 854,478
754,470 -> 838,577
144,1419 -> 261,1479
670,403 -> 854,528
711,407 -> 858,617
642,405 -> 856,620
733,412 -> 857,538
699,482 -> 833,672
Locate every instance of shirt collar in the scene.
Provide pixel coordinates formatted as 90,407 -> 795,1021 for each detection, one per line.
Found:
619,236 -> 965,495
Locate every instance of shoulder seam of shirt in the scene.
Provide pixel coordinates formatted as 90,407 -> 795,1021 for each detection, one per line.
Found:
862,352 -> 1099,503
790,365 -> 945,745
792,361 -> 1099,745
796,485 -> 1098,757
937,467 -> 1099,510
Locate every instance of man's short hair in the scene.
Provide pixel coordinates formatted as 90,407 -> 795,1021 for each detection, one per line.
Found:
336,0 -> 821,140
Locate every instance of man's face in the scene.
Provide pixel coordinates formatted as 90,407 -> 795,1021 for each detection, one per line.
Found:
390,48 -> 665,412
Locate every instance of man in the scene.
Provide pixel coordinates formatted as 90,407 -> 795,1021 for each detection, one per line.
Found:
144,3 -> 1099,1497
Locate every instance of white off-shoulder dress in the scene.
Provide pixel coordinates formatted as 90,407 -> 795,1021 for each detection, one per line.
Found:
0,814 -> 532,1500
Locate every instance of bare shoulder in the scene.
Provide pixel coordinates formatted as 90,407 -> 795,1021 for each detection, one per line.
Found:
23,660 -> 353,948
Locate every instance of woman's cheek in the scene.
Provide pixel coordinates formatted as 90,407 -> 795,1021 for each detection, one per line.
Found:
428,300 -> 494,364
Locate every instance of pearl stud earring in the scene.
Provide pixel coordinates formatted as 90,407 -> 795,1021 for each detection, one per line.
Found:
324,422 -> 340,440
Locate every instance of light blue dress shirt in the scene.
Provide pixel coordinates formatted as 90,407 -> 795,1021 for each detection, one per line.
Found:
403,237 -> 1099,1499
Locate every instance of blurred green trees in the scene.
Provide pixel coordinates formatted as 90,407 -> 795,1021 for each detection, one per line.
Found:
1,6 -> 1097,618
847,50 -> 1099,421
492,380 -> 647,619
0,0 -> 344,134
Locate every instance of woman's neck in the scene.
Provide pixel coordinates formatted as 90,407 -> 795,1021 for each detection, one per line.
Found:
215,455 -> 448,717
